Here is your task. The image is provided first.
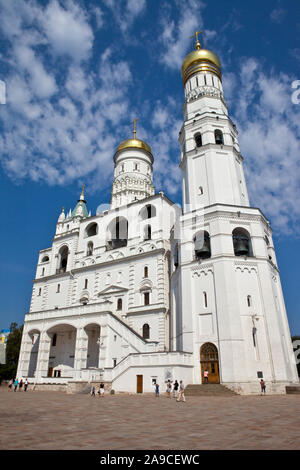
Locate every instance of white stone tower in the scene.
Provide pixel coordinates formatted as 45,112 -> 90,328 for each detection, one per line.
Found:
111,119 -> 155,209
171,33 -> 298,394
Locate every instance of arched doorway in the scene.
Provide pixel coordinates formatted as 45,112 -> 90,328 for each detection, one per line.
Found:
200,342 -> 220,384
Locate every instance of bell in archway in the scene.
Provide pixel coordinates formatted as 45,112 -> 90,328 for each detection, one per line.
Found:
195,237 -> 211,259
235,238 -> 249,256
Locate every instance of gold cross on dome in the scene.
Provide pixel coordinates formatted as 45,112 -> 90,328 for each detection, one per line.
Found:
131,118 -> 138,139
190,30 -> 204,49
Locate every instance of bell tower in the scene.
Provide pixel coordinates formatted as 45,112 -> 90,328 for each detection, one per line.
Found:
180,32 -> 249,213
170,33 -> 298,393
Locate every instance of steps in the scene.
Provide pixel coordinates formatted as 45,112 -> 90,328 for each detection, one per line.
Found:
184,384 -> 237,397
286,386 -> 300,394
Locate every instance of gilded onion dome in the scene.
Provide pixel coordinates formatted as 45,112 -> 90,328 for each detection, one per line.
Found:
114,118 -> 153,160
115,137 -> 152,155
181,34 -> 222,85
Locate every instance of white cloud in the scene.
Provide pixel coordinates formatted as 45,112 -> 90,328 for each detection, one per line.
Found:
159,0 -> 207,70
103,0 -> 146,33
270,7 -> 286,23
42,0 -> 94,62
0,3 -> 133,193
229,59 -> 300,234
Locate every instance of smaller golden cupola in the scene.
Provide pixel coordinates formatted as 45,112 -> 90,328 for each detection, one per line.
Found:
115,118 -> 153,157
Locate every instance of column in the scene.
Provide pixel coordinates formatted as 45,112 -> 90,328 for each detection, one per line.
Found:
73,327 -> 88,380
98,325 -> 109,370
35,330 -> 51,381
16,329 -> 32,378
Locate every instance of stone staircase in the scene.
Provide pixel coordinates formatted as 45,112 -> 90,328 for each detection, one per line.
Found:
286,385 -> 300,394
184,384 -> 237,397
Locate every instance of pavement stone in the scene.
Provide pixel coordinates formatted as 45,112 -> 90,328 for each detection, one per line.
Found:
0,387 -> 299,450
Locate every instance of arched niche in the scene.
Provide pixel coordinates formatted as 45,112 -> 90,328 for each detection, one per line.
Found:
46,324 -> 77,378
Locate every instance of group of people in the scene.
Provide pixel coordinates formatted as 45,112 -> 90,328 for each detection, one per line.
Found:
90,382 -> 105,397
8,378 -> 29,392
154,379 -> 186,402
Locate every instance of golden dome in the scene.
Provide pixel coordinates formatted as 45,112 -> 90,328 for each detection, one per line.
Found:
181,42 -> 221,85
115,138 -> 152,155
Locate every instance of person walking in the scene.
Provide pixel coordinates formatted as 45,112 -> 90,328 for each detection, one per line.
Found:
24,379 -> 29,392
166,380 -> 172,398
8,379 -> 13,391
176,380 -> 186,403
173,380 -> 179,398
14,378 -> 18,392
90,385 -> 96,397
204,369 -> 209,384
155,382 -> 159,397
99,382 -> 105,397
19,379 -> 23,391
260,379 -> 266,395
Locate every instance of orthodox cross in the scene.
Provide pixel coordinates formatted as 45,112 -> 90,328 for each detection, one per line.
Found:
190,30 -> 204,49
132,118 -> 138,139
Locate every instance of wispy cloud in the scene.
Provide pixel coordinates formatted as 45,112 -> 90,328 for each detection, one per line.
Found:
270,7 -> 286,24
226,58 -> 300,235
159,0 -> 207,70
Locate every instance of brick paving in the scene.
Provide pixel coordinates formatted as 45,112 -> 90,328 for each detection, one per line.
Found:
0,387 -> 299,450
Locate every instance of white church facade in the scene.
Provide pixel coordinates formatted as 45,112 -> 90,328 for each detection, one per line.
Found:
17,37 -> 299,395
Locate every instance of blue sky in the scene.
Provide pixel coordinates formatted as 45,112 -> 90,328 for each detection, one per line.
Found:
0,0 -> 299,334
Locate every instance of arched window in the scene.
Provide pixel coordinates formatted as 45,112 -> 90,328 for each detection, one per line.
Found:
232,228 -> 253,257
144,224 -> 152,240
84,279 -> 88,289
194,231 -> 211,259
142,324 -> 150,339
174,244 -> 179,267
139,204 -> 156,220
57,246 -> 68,273
247,295 -> 252,307
117,298 -> 122,310
41,256 -> 49,262
56,284 -> 60,293
144,266 -> 148,278
194,132 -> 202,147
85,223 -> 98,238
38,288 -> 42,296
214,129 -> 224,145
204,292 -> 208,308
107,216 -> 128,250
52,333 -> 57,347
41,268 -> 45,276
87,241 -> 93,256
144,292 -> 150,306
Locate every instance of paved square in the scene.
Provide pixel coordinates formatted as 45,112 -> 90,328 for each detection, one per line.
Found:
0,387 -> 299,450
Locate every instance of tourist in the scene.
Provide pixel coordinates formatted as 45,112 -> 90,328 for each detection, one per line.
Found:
99,382 -> 105,397
24,378 -> 29,392
176,380 -> 186,403
19,379 -> 23,391
90,385 -> 96,397
173,380 -> 179,398
204,369 -> 209,384
14,378 -> 18,392
260,379 -> 266,395
166,380 -> 172,398
155,382 -> 159,397
8,379 -> 13,391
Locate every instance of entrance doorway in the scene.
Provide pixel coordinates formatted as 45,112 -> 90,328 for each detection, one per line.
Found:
136,375 -> 143,393
200,343 -> 220,383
